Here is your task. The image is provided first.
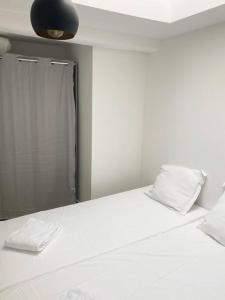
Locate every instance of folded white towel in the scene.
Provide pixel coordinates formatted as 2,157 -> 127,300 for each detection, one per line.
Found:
5,218 -> 62,252
60,290 -> 99,300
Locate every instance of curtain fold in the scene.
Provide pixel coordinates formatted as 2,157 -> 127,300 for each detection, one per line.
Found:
0,54 -> 76,219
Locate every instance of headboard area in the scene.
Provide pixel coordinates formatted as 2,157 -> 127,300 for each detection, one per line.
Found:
141,23 -> 225,210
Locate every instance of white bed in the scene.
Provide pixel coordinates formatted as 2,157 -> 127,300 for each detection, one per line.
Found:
0,186 -> 206,297
2,220 -> 225,300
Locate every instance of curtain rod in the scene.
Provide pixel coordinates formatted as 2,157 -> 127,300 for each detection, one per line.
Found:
0,56 -> 70,66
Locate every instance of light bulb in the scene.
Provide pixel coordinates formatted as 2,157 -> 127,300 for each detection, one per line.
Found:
47,29 -> 64,39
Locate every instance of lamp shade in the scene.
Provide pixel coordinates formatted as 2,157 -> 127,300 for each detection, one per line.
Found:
30,0 -> 79,40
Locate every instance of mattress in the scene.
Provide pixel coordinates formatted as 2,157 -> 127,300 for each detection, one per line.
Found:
0,186 -> 206,293
1,220 -> 225,300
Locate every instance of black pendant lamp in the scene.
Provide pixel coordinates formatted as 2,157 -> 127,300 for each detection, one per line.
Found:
30,0 -> 79,40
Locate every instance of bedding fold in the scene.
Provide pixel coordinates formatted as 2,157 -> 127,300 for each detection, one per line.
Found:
60,289 -> 100,300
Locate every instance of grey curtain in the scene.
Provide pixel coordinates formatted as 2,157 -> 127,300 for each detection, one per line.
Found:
0,54 -> 76,219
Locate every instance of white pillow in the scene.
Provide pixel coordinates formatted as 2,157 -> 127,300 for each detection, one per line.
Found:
146,165 -> 206,214
199,191 -> 225,246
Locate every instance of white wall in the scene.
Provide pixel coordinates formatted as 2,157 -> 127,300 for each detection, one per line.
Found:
91,47 -> 148,199
10,23 -> 225,210
142,22 -> 225,209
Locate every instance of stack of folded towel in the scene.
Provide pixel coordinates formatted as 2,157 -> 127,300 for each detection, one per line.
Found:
61,289 -> 100,300
5,218 -> 62,252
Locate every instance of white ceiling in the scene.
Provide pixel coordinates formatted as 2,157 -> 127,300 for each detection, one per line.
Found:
73,0 -> 225,22
1,0 -> 225,52
73,0 -> 171,22
170,0 -> 225,21
76,3 -> 225,39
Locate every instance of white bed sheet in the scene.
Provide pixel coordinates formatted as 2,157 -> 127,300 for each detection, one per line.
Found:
1,220 -> 225,300
0,186 -> 206,292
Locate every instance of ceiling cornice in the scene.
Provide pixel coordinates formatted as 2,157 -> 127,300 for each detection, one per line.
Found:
0,8 -> 160,53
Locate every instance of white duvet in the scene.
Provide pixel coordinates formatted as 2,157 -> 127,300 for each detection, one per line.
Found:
0,187 -> 206,293
1,221 -> 225,300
